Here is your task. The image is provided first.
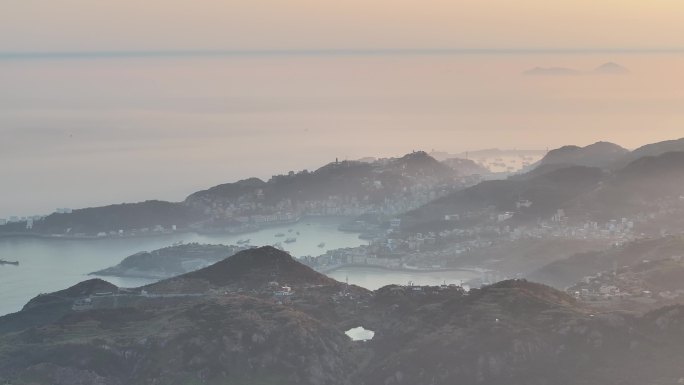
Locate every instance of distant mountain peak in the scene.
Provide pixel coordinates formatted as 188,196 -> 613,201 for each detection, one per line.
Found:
395,150 -> 437,164
585,141 -> 629,153
162,246 -> 337,290
523,62 -> 629,76
620,137 -> 684,166
401,150 -> 428,157
594,62 -> 629,74
537,141 -> 628,169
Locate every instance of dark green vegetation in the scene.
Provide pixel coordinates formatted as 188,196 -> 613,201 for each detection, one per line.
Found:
4,247 -> 684,384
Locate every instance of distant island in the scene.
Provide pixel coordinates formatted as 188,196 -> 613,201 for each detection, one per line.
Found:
594,62 -> 630,74
524,62 -> 630,76
90,243 -> 250,279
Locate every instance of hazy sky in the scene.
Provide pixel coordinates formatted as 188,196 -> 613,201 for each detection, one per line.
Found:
2,0 -> 684,52
2,1 -> 684,217
2,52 -> 684,218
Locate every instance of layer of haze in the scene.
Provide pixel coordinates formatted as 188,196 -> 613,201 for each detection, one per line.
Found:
2,0 -> 684,51
2,52 -> 684,218
3,0 -> 684,217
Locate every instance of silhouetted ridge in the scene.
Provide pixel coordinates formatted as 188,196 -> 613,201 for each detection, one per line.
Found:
537,141 -> 628,169
393,151 -> 447,168
478,279 -> 577,307
403,165 -> 605,229
32,200 -> 202,234
185,177 -> 266,202
618,151 -> 684,178
23,279 -> 118,311
509,163 -> 575,180
604,151 -> 684,200
594,62 -> 629,74
181,246 -> 336,288
619,137 -> 684,166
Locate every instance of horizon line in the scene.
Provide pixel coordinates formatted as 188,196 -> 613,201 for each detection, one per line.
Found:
3,47 -> 684,60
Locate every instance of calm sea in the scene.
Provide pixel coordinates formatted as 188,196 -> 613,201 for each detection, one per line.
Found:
2,51 -> 684,314
2,52 -> 684,218
0,217 -> 366,315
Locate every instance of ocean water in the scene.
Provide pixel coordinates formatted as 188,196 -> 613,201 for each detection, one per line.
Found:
0,217 -> 365,316
2,52 -> 684,218
3,51 -> 684,315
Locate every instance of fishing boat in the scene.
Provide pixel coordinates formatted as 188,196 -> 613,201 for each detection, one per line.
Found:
0,259 -> 19,266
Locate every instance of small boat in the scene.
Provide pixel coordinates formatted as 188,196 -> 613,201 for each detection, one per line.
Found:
0,259 -> 19,266
237,239 -> 250,245
274,233 -> 285,238
284,237 -> 297,244
317,242 -> 326,248
296,231 -> 300,235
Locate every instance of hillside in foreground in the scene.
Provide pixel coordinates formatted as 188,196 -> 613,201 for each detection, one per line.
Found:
4,247 -> 684,384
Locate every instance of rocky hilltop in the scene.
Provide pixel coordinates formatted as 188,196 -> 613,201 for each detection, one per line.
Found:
185,151 -> 457,214
159,245 -> 339,291
620,137 -> 684,166
536,141 -> 629,169
4,247 -> 684,384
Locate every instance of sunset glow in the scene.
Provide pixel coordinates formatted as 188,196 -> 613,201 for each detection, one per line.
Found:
3,0 -> 684,52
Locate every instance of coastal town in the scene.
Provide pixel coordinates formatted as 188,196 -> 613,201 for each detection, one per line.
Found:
301,197 -> 684,277
0,153 -> 486,239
